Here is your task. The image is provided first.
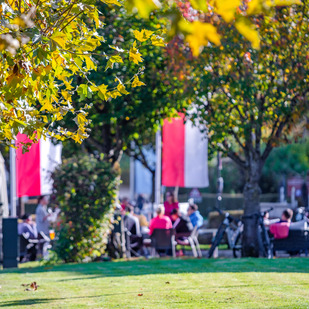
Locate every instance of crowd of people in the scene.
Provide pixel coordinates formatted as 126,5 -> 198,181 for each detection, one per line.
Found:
121,191 -> 204,257
18,190 -> 306,262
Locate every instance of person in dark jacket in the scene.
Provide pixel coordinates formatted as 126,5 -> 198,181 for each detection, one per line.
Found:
123,205 -> 142,255
18,214 -> 38,261
170,208 -> 193,234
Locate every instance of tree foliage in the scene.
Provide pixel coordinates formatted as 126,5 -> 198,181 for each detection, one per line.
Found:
180,2 -> 309,256
0,0 -> 300,150
52,154 -> 119,263
0,0 -> 154,149
61,7 -> 190,164
190,4 -> 309,177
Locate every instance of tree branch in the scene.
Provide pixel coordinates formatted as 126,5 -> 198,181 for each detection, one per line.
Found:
222,140 -> 246,170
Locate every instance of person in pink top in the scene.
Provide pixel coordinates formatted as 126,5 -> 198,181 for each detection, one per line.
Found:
164,191 -> 179,219
270,208 -> 293,239
149,205 -> 172,235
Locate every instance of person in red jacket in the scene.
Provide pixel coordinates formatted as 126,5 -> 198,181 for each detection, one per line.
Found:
164,191 -> 179,219
270,208 -> 293,239
149,205 -> 172,235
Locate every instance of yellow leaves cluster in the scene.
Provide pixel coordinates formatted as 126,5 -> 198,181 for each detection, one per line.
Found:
0,0 -> 151,146
182,0 -> 301,54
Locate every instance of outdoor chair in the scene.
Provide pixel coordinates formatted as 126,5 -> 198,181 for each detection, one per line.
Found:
19,234 -> 38,262
37,231 -> 52,258
175,226 -> 202,258
273,229 -> 309,256
150,228 -> 176,258
124,229 -> 143,258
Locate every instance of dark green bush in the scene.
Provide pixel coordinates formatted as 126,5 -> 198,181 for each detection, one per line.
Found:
51,154 -> 119,263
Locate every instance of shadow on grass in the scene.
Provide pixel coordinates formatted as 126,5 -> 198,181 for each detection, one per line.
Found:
0,295 -> 103,307
1,257 -> 309,279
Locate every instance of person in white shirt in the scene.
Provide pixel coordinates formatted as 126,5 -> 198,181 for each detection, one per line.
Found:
35,195 -> 51,236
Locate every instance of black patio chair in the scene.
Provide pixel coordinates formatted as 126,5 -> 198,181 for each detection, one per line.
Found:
150,228 -> 176,258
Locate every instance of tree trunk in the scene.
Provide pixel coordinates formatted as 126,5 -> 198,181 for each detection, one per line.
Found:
242,161 -> 262,257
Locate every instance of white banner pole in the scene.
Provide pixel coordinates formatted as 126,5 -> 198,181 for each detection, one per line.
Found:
154,130 -> 162,213
9,146 -> 17,217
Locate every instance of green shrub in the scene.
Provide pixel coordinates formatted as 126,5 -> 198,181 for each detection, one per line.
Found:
51,154 -> 119,263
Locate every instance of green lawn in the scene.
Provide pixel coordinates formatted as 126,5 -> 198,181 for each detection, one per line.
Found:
1,258 -> 309,308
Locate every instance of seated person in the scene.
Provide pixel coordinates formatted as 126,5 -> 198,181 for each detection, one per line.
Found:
134,213 -> 149,234
171,209 -> 193,235
187,203 -> 204,229
18,214 -> 38,261
269,208 -> 293,239
149,205 -> 172,235
124,205 -> 141,237
123,205 -> 143,255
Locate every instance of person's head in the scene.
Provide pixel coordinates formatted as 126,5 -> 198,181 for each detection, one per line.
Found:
156,205 -> 165,216
187,204 -> 198,216
282,208 -> 293,222
38,195 -> 48,206
125,204 -> 134,214
166,191 -> 175,204
170,208 -> 180,221
122,197 -> 129,206
21,214 -> 31,223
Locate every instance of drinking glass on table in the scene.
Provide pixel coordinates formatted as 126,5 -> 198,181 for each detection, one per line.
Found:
49,229 -> 55,240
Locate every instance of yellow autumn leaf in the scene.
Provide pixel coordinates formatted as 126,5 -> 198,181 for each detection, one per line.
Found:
126,0 -> 159,19
76,113 -> 87,126
117,83 -> 129,95
129,43 -> 143,64
40,101 -> 54,112
235,18 -> 260,49
61,90 -> 72,102
102,0 -> 121,6
50,31 -> 67,48
215,0 -> 240,22
185,22 -> 221,56
97,84 -> 109,100
109,90 -> 122,98
83,55 -> 96,71
12,17 -> 26,27
247,0 -> 263,15
151,35 -> 165,47
271,0 -> 301,6
189,0 -> 208,11
133,29 -> 154,42
131,75 -> 145,87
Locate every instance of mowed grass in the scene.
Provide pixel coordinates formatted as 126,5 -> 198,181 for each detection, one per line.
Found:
1,258 -> 309,308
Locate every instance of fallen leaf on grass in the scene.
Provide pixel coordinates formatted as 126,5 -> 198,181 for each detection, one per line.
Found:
30,282 -> 38,290
138,293 -> 143,296
23,282 -> 38,291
